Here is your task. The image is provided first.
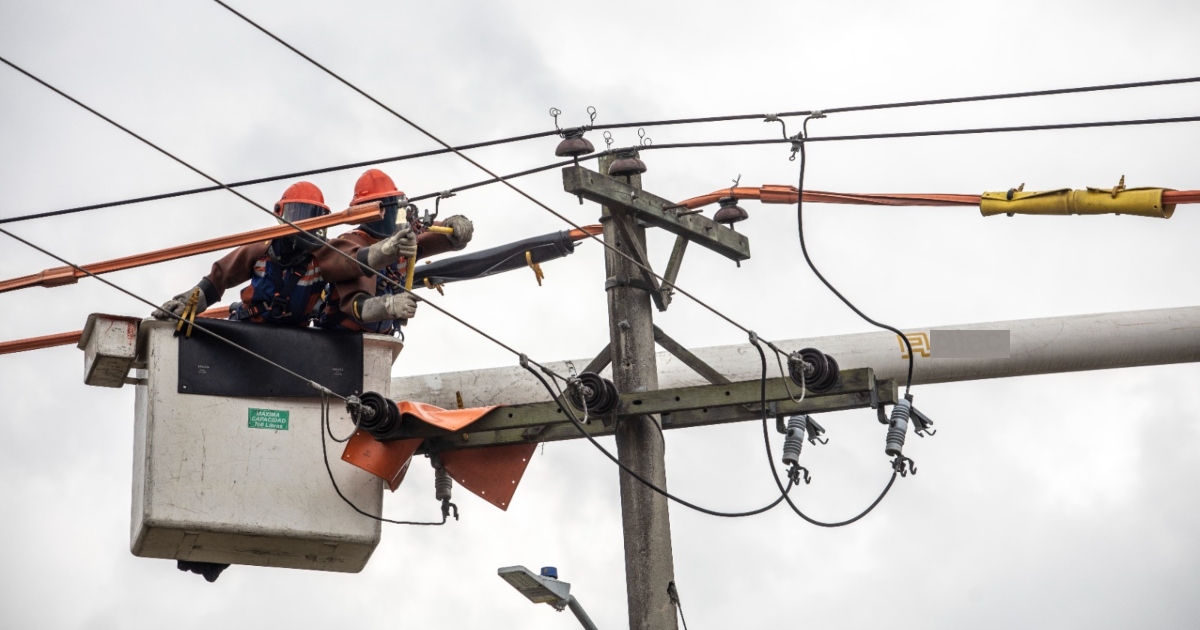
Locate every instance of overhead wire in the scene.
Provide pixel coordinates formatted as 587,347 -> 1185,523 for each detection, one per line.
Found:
0,52 -> 566,378
3,55 -> 1197,226
794,114 -> 915,395
0,126 -> 563,225
588,75 -> 1200,130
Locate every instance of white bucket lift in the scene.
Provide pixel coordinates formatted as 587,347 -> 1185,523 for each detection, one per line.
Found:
81,315 -> 403,573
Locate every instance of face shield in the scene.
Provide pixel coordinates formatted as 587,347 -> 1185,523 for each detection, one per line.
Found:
272,202 -> 330,258
359,195 -> 406,239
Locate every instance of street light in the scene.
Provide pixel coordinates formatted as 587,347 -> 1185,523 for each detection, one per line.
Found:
498,565 -> 600,630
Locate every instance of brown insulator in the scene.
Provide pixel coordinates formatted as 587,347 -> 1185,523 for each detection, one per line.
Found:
608,151 -> 647,178
555,129 -> 595,158
713,196 -> 749,225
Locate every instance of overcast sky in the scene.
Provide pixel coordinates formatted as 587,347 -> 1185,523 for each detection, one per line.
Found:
2,1 -> 1200,628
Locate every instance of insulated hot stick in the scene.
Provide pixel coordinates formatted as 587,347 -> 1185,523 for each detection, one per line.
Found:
397,204 -> 455,328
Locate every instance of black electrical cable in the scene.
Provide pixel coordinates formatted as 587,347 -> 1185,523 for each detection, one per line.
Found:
0,127 -> 562,225
630,113 -> 1200,155
520,360 -> 794,518
318,392 -> 447,526
590,75 -> 1200,131
794,115 -> 916,396
747,336 -> 898,528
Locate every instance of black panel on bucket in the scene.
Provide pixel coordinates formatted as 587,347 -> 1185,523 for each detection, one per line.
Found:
177,319 -> 365,398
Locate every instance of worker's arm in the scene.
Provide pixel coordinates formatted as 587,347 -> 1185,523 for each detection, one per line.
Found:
152,242 -> 267,319
315,231 -> 375,284
416,215 -> 474,260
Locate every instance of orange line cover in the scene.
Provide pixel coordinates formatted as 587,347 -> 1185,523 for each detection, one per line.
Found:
0,202 -> 382,294
340,401 -> 538,510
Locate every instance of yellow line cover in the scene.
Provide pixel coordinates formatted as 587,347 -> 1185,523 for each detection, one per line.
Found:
981,187 -> 1174,218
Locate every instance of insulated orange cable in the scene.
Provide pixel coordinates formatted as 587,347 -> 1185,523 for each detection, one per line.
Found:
0,202 -> 383,294
0,306 -> 228,356
678,186 -> 1200,209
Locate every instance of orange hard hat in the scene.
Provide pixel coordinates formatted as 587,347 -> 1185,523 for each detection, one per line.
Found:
351,169 -> 405,206
274,181 -> 329,215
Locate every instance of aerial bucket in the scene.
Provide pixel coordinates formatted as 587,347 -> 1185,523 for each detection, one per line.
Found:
80,314 -> 403,573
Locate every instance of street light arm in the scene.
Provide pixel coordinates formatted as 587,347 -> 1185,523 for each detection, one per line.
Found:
566,595 -> 600,630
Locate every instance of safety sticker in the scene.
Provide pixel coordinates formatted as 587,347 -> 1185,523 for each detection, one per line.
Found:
248,408 -> 289,431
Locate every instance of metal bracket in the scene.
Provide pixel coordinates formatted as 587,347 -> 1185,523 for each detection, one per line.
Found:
563,166 -> 751,262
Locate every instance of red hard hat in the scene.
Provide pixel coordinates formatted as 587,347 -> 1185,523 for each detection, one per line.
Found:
274,181 -> 329,214
351,169 -> 405,206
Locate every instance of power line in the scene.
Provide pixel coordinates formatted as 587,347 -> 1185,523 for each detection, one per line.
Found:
4,48 -> 1197,227
588,75 -> 1200,131
793,115 -> 916,396
0,128 -> 561,225
0,52 -> 565,378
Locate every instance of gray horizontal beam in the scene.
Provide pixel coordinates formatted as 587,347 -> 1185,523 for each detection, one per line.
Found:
413,369 -> 896,452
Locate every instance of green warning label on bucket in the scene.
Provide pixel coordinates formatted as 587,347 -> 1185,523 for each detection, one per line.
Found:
248,408 -> 289,431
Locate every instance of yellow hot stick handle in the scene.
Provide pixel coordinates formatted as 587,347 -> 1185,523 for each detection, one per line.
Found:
404,258 -> 417,291
426,226 -> 454,235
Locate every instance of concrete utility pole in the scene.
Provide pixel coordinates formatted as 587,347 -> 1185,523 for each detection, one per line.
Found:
600,153 -> 678,630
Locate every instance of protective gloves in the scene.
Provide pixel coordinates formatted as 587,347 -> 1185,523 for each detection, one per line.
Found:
360,292 -> 419,323
442,215 -> 474,250
364,224 -> 417,269
152,286 -> 208,320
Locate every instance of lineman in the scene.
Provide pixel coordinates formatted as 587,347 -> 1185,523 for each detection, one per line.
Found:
318,168 -> 473,334
151,180 -> 418,327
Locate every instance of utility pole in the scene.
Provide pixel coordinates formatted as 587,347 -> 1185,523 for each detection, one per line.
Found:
600,152 -> 678,630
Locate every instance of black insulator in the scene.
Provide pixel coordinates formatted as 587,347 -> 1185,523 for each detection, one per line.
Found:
355,391 -> 401,439
816,353 -> 840,391
788,348 -> 841,392
433,458 -> 453,502
781,415 -> 807,467
608,151 -> 647,178
885,399 -> 911,457
567,372 -> 620,416
713,197 -> 749,226
555,129 -> 595,158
